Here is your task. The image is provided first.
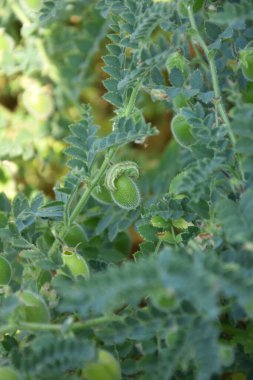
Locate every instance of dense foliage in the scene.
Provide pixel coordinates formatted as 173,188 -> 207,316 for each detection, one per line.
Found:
1,0 -> 253,379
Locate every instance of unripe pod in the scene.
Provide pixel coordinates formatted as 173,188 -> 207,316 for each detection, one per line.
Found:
22,86 -> 54,121
0,256 -> 12,286
105,161 -> 139,192
239,48 -> 253,82
110,175 -> 141,210
171,114 -> 195,148
18,290 -> 50,323
82,349 -> 121,380
105,162 -> 141,210
0,367 -> 20,380
61,250 -> 90,279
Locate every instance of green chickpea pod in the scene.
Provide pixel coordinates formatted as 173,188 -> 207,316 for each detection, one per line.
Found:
82,349 -> 121,380
61,249 -> 90,279
239,48 -> 253,82
171,114 -> 195,148
104,162 -> 141,210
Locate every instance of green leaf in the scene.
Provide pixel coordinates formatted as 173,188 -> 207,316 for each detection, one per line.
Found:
169,157 -> 224,200
216,189 -> 253,243
88,116 -> 158,160
137,222 -> 159,243
13,337 -> 95,378
64,105 -> 99,172
103,91 -> 123,107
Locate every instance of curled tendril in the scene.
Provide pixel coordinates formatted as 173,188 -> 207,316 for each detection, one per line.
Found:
105,161 -> 140,192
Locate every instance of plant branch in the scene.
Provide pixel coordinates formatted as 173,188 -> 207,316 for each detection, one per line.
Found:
154,239 -> 163,255
0,315 -> 123,335
8,0 -> 30,24
49,83 -> 142,257
68,148 -> 115,225
35,38 -> 60,84
187,6 -> 236,147
69,83 -> 141,225
124,83 -> 140,117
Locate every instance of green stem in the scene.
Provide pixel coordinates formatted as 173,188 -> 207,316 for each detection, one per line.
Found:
69,148 -> 115,225
190,42 -> 210,74
187,6 -> 236,147
48,148 -> 115,256
124,83 -> 140,117
35,38 -> 60,83
171,227 -> 177,245
0,315 -> 123,335
154,239 -> 163,255
8,0 -> 30,24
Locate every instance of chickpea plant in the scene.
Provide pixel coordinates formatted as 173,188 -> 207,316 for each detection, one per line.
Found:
1,0 -> 253,379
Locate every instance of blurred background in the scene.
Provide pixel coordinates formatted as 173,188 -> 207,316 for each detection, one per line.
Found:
0,0 -> 172,200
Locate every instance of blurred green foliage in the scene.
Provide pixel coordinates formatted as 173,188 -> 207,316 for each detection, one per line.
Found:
1,1 -> 253,379
0,0 -> 170,198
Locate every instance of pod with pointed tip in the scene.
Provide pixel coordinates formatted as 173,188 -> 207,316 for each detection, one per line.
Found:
110,174 -> 141,210
240,48 -> 253,82
61,250 -> 90,279
171,114 -> 195,148
22,87 -> 54,121
105,161 -> 139,192
82,349 -> 121,380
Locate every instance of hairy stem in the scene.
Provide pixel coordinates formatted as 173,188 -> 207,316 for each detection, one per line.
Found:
154,239 -> 163,255
8,0 -> 30,24
68,148 -> 115,224
187,6 -> 236,147
124,84 -> 140,117
35,38 -> 60,84
0,315 -> 123,335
